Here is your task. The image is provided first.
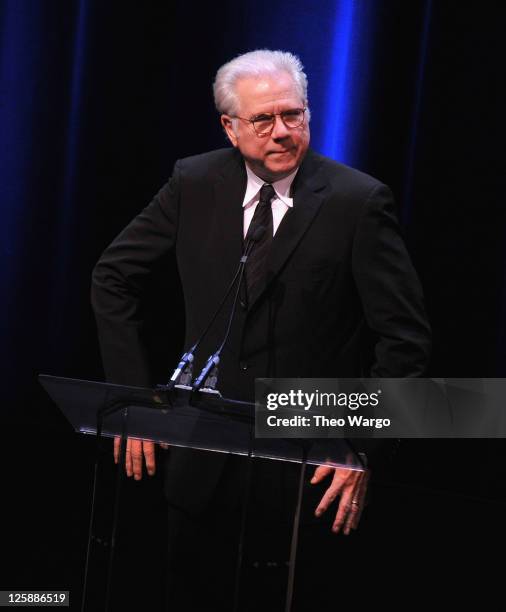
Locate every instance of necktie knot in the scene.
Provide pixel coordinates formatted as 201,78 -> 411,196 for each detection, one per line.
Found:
258,184 -> 275,207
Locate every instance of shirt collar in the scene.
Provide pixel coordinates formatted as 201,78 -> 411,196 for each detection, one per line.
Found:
242,163 -> 299,208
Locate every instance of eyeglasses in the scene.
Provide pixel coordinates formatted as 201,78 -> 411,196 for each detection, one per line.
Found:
232,108 -> 307,137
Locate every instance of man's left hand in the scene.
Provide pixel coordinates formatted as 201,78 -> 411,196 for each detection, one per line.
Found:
311,465 -> 370,535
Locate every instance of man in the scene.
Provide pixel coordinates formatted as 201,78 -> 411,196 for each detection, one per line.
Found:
92,50 -> 431,610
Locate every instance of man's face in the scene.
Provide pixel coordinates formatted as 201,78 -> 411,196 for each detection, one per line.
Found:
221,72 -> 310,183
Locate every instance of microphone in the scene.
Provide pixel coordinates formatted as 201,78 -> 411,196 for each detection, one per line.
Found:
164,224 -> 265,391
192,224 -> 265,393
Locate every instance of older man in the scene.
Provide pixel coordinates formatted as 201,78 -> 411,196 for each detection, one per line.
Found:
92,49 -> 430,610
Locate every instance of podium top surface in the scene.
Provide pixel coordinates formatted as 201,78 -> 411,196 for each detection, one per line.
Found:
39,375 -> 365,470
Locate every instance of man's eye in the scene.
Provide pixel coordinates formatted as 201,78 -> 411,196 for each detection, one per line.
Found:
282,110 -> 301,118
252,114 -> 273,122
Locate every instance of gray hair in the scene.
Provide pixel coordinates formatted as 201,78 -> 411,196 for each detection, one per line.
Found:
213,49 -> 309,116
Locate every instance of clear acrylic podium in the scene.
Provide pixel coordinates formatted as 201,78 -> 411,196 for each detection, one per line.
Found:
39,374 -> 365,612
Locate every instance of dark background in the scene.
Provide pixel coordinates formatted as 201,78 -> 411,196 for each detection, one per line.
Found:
1,0 -> 505,609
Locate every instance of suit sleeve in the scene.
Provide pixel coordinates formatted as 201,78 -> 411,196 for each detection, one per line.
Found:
349,185 -> 431,469
90,161 -> 181,386
352,184 -> 431,377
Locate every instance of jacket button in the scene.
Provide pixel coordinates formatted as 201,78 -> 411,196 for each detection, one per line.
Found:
240,361 -> 249,371
240,300 -> 247,310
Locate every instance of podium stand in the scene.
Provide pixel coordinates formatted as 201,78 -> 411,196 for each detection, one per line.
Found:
39,374 -> 365,611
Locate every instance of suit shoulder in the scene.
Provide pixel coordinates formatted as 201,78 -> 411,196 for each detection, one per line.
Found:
175,148 -> 238,180
309,151 -> 390,198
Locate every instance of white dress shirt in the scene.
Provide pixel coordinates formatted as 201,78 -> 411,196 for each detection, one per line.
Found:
242,163 -> 299,239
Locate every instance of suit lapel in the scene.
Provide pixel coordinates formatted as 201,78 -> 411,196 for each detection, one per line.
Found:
213,149 -> 247,283
248,150 -> 327,310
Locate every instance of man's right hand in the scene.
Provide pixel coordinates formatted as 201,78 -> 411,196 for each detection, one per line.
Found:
114,437 -> 156,480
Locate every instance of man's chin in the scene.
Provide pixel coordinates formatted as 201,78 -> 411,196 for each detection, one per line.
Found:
245,156 -> 300,183
263,159 -> 299,181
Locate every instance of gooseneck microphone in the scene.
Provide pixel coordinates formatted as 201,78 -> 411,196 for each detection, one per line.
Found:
191,224 -> 265,392
165,224 -> 265,391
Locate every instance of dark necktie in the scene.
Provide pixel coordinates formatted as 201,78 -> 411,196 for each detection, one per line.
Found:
246,183 -> 275,304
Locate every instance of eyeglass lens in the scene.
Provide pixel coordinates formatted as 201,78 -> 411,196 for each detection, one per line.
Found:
253,109 -> 304,134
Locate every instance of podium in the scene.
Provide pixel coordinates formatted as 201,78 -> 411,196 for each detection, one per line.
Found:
39,374 -> 365,611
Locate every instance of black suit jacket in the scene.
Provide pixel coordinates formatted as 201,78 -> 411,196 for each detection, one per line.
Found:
91,147 -> 431,511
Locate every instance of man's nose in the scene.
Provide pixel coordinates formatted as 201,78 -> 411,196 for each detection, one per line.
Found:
271,115 -> 290,139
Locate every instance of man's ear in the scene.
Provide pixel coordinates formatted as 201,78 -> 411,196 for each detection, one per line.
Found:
221,115 -> 238,147
304,101 -> 311,123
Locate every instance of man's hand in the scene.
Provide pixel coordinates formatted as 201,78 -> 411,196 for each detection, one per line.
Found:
311,465 -> 370,535
114,437 -> 156,480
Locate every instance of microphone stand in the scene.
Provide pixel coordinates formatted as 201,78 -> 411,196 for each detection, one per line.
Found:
192,225 -> 265,393
163,225 -> 265,392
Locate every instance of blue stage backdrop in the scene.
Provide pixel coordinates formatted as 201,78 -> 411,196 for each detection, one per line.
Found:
0,2 -> 505,607
0,0 -> 504,424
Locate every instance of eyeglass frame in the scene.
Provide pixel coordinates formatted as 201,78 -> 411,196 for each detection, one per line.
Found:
229,107 -> 307,137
